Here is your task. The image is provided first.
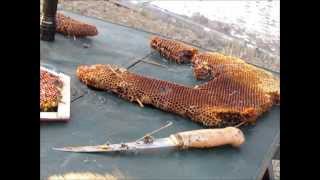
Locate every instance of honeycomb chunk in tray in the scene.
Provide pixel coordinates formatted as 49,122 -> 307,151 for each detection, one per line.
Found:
40,69 -> 63,112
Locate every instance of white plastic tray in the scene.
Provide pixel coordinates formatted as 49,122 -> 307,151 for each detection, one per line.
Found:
40,66 -> 70,122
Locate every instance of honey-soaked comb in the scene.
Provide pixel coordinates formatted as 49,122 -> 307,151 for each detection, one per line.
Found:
76,60 -> 279,127
150,36 -> 198,64
40,69 -> 63,112
55,13 -> 98,37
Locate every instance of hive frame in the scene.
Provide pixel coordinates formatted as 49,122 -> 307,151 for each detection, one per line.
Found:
40,67 -> 71,122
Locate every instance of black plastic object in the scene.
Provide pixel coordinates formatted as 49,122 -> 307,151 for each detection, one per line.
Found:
40,0 -> 58,41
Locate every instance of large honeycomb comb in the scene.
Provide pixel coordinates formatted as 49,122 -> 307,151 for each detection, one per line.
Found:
192,52 -> 280,105
56,13 -> 98,37
150,36 -> 198,64
40,69 -> 63,112
76,59 -> 279,127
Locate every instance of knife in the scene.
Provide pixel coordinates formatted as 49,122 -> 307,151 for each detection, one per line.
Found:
53,125 -> 245,153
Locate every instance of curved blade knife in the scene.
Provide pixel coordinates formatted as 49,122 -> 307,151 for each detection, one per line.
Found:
53,127 -> 245,153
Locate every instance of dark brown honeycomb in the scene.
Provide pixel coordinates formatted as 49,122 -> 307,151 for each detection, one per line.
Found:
40,69 -> 63,112
55,13 -> 98,37
76,59 -> 280,127
150,36 -> 198,64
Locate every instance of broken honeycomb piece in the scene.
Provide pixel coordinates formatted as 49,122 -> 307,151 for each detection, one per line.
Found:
150,36 -> 198,64
192,52 -> 280,105
76,60 -> 279,127
40,69 -> 63,112
55,13 -> 98,37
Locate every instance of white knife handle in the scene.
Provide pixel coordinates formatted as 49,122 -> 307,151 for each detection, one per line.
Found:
169,127 -> 245,149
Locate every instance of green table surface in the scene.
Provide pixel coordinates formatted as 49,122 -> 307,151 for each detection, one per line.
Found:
40,11 -> 280,180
